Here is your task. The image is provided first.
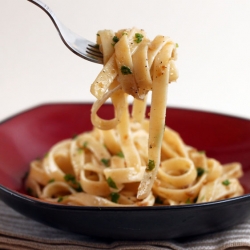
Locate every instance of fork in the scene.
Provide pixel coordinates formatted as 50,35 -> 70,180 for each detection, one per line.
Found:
27,0 -> 103,64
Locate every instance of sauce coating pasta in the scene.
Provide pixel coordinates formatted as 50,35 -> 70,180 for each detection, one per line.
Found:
25,28 -> 244,206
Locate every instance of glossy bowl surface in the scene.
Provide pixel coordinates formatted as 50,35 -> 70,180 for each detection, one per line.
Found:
0,103 -> 250,240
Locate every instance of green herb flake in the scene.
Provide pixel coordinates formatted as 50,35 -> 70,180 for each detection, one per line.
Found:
185,198 -> 192,204
112,36 -> 119,44
64,174 -> 77,184
107,177 -> 117,189
57,196 -> 63,202
77,148 -> 83,153
101,158 -> 110,167
75,184 -> 83,192
44,152 -> 49,158
147,159 -> 155,171
110,192 -> 120,203
48,179 -> 55,184
222,179 -> 230,186
134,33 -> 144,43
196,167 -> 205,177
198,150 -> 206,154
121,65 -> 132,75
96,33 -> 100,36
77,141 -> 88,152
64,174 -> 82,191
116,151 -> 124,158
176,43 -> 179,48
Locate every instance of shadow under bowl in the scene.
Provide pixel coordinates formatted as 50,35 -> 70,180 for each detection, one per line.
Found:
0,103 -> 250,240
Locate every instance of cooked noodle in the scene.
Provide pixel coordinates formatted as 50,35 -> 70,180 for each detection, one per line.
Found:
25,28 -> 244,206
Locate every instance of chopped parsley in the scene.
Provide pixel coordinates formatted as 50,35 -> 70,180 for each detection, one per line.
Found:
64,174 -> 77,184
101,158 -> 110,167
196,167 -> 205,177
83,141 -> 88,148
77,142 -> 88,153
75,185 -> 83,192
96,33 -> 100,36
48,179 -> 55,184
116,151 -> 124,158
57,196 -> 63,202
176,43 -> 179,48
146,159 -> 155,171
185,198 -> 192,204
112,36 -> 119,44
110,192 -> 120,203
222,179 -> 230,186
198,150 -> 206,154
107,177 -> 117,189
134,33 -> 144,43
77,148 -> 83,153
64,174 -> 83,192
121,65 -> 132,75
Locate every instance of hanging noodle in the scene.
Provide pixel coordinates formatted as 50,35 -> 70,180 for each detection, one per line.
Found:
25,28 -> 244,206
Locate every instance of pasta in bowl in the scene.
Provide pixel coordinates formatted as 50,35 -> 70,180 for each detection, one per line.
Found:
24,28 -> 243,206
0,103 -> 250,240
24,112 -> 244,207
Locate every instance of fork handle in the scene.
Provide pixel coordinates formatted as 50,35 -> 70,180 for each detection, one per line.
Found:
27,0 -> 68,44
28,0 -> 62,33
27,0 -> 54,17
27,0 -> 103,63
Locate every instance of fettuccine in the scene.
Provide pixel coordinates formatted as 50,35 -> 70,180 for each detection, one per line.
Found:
25,28 -> 244,206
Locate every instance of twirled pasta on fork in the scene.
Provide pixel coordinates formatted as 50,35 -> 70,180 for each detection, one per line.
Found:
25,28 -> 243,206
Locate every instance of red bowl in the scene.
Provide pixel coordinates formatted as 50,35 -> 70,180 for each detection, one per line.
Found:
0,103 -> 250,240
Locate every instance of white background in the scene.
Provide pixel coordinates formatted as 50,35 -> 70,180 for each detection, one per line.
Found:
0,0 -> 249,121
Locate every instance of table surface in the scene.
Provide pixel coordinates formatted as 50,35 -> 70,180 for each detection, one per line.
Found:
0,0 -> 249,121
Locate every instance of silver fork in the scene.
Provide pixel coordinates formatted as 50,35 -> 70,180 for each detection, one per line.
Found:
27,0 -> 103,64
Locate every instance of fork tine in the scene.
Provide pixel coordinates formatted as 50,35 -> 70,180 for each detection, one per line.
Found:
86,44 -> 103,58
